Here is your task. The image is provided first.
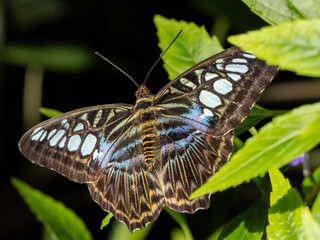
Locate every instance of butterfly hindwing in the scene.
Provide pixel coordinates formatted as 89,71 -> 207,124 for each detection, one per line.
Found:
88,122 -> 164,232
157,116 -> 234,213
155,46 -> 279,135
19,104 -> 133,183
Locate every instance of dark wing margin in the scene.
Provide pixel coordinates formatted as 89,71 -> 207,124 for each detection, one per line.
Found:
18,104 -> 133,183
88,123 -> 164,232
154,46 -> 279,136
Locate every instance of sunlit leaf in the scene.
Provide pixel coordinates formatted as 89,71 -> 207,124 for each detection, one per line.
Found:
242,0 -> 320,25
154,14 -> 223,80
11,178 -> 92,240
100,213 -> 113,230
40,107 -> 63,118
228,19 -> 320,77
267,168 -> 320,240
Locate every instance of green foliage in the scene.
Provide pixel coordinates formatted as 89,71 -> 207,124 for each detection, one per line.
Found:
312,193 -> 320,223
302,166 -> 320,196
154,14 -> 223,80
218,198 -> 268,240
191,102 -> 320,198
228,19 -> 320,77
267,168 -> 320,240
11,178 -> 92,240
187,0 -> 266,32
242,0 -> 320,25
235,105 -> 287,136
40,107 -> 63,118
164,206 -> 194,240
107,221 -> 152,240
100,213 -> 114,230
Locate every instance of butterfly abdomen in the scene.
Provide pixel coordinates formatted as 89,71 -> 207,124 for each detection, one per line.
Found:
142,122 -> 158,167
135,96 -> 159,168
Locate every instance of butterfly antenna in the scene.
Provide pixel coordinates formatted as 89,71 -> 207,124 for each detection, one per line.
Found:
143,30 -> 183,85
95,51 -> 140,88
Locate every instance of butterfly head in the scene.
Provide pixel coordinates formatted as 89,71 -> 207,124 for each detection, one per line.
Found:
135,85 -> 152,99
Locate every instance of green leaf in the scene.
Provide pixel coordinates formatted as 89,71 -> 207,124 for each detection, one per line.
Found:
171,228 -> 188,240
302,165 -> 320,195
217,198 -> 268,240
11,178 -> 92,240
40,107 -> 63,118
154,14 -> 223,80
187,0 -> 266,33
108,221 -> 152,240
242,0 -> 320,25
4,44 -> 93,73
312,192 -> 320,223
100,213 -> 113,230
207,227 -> 223,240
191,102 -> 320,198
228,19 -> 320,77
235,105 -> 288,136
164,206 -> 194,240
267,168 -> 320,240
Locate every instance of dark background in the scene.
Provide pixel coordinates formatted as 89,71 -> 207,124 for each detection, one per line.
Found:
1,0 -> 319,239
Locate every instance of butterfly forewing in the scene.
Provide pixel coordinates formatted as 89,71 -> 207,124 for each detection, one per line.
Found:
19,46 -> 279,233
155,46 -> 279,135
19,104 -> 133,183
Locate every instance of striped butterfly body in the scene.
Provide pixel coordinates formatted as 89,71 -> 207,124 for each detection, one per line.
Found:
19,46 -> 278,232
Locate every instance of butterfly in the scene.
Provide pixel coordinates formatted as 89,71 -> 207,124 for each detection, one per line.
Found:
19,46 -> 278,232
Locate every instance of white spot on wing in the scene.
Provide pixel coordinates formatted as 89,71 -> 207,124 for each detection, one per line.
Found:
203,108 -> 214,116
93,110 -> 103,127
74,122 -> 84,132
31,129 -> 44,141
67,135 -> 81,151
199,90 -> 221,108
32,127 -> 42,135
180,78 -> 197,89
194,69 -> 204,83
243,53 -> 255,59
93,149 -> 99,160
204,72 -> 219,81
64,123 -> 70,130
232,58 -> 247,63
194,69 -> 204,77
81,134 -> 97,156
213,79 -> 232,95
225,64 -> 248,73
40,131 -> 47,141
216,58 -> 224,63
47,129 -> 57,140
80,113 -> 88,121
49,129 -> 66,147
59,136 -> 67,148
79,113 -> 90,125
227,73 -> 241,81
216,64 -> 224,70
